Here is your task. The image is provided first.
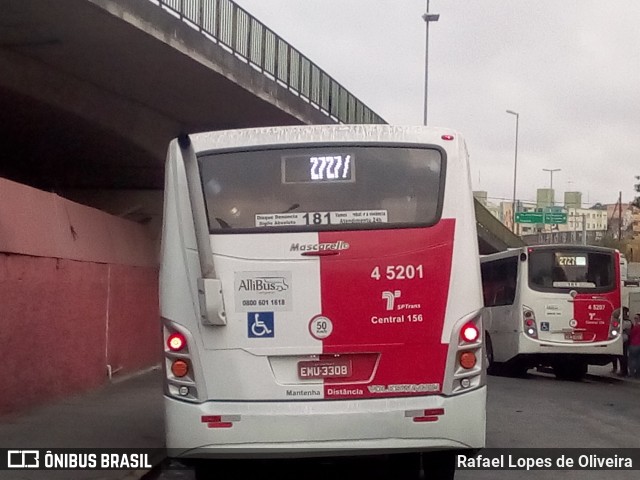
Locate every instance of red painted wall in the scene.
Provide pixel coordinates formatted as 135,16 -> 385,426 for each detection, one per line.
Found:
106,264 -> 162,377
0,178 -> 161,416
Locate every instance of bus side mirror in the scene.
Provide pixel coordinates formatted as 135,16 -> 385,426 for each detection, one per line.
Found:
197,278 -> 227,326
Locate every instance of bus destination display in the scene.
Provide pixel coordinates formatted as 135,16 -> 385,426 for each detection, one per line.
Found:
555,254 -> 587,267
255,210 -> 388,227
283,153 -> 354,183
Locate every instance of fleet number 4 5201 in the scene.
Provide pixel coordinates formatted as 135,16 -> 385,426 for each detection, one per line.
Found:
370,265 -> 424,280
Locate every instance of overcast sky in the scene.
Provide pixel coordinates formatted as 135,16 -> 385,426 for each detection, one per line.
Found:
234,0 -> 639,207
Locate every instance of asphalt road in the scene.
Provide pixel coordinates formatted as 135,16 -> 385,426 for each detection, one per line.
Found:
146,371 -> 640,480
458,370 -> 640,479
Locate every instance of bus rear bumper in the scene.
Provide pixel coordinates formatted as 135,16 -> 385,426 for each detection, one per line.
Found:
165,387 -> 486,458
519,335 -> 622,357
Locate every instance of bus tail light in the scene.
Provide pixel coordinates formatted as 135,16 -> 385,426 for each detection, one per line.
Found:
609,308 -> 621,340
461,323 -> 480,343
163,321 -> 199,401
171,359 -> 189,377
459,352 -> 477,369
522,306 -> 538,338
167,332 -> 187,352
445,312 -> 484,395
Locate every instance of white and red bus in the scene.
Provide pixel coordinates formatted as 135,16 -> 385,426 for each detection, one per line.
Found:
481,245 -> 622,380
160,125 -> 485,477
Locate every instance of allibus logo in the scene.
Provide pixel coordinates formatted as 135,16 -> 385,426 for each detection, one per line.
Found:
237,277 -> 289,293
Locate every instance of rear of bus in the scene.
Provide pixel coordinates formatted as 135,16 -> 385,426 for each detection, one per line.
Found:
519,245 -> 622,378
160,125 -> 485,463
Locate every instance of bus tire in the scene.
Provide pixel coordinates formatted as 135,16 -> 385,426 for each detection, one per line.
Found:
485,333 -> 497,375
506,358 -> 529,378
554,361 -> 587,381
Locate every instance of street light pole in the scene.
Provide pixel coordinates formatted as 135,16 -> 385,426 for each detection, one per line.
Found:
542,168 -> 561,191
542,168 -> 561,206
422,1 -> 439,126
506,110 -> 519,234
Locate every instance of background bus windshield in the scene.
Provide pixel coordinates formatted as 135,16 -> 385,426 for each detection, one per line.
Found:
198,146 -> 443,232
528,250 -> 614,292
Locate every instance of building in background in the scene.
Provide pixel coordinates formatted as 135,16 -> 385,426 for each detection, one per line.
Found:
474,189 -> 640,258
606,202 -> 640,240
563,205 -> 607,234
475,189 -> 608,246
564,191 -> 582,209
536,188 -> 555,208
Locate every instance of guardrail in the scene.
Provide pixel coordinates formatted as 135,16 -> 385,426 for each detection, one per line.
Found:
155,0 -> 386,125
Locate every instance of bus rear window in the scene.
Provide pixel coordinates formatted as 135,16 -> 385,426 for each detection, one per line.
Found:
528,250 -> 614,292
198,146 -> 444,232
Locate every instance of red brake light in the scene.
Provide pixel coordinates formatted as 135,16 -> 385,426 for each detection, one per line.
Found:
167,332 -> 186,352
441,134 -> 454,141
461,323 -> 479,342
525,319 -> 535,327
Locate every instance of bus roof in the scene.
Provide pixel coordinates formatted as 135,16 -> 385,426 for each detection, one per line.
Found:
480,244 -> 618,262
186,125 -> 464,153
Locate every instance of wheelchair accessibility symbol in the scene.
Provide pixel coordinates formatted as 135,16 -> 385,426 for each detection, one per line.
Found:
248,312 -> 274,338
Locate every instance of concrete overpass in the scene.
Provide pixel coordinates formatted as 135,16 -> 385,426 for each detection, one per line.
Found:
475,199 -> 524,254
0,0 -> 519,249
0,0 -> 383,192
0,0 -> 520,415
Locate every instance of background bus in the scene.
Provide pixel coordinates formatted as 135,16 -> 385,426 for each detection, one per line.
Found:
481,245 -> 622,380
160,125 -> 485,478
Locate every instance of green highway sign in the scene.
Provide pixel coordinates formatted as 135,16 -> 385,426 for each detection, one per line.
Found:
545,212 -> 567,224
515,212 -> 544,223
516,211 -> 567,224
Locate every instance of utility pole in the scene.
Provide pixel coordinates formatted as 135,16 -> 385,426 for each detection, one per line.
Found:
506,110 -> 519,234
618,191 -> 622,241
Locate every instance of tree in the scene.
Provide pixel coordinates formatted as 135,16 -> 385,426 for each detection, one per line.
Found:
634,175 -> 640,208
597,232 -> 626,251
